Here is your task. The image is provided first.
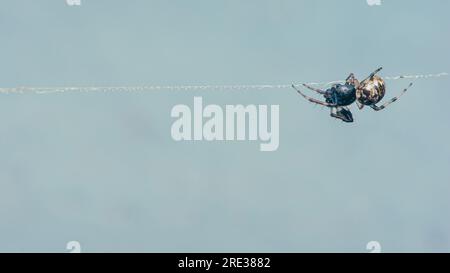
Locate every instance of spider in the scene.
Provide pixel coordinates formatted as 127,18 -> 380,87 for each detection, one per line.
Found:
292,67 -> 413,123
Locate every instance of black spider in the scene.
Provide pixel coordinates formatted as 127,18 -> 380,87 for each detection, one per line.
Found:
292,67 -> 413,123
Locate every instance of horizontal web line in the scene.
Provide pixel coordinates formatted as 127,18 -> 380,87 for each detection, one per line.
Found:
0,72 -> 447,94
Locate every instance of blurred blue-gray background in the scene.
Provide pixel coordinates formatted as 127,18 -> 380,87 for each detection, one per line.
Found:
0,0 -> 449,252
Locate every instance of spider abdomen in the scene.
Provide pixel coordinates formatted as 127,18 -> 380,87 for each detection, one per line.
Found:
325,83 -> 356,106
357,75 -> 386,106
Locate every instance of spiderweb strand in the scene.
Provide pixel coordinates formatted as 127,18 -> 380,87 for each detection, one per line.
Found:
0,72 -> 447,94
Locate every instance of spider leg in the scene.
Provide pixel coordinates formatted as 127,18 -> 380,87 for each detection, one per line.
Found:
301,83 -> 327,95
361,67 -> 383,83
292,84 -> 336,107
370,83 -> 413,111
330,107 -> 337,118
346,73 -> 355,81
346,73 -> 360,87
331,106 -> 354,123
356,101 -> 365,110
